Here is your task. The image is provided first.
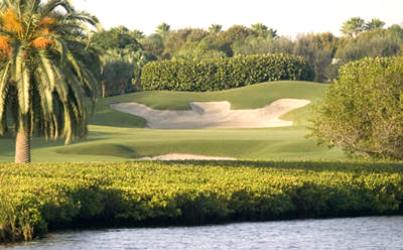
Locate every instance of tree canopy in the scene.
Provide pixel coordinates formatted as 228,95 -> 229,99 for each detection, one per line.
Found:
0,0 -> 100,162
311,56 -> 403,160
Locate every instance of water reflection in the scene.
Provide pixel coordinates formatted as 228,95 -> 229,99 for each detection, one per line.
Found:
5,216 -> 403,250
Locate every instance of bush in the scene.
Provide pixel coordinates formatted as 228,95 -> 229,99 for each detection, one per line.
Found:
1,161 -> 402,242
311,56 -> 403,160
141,54 -> 313,91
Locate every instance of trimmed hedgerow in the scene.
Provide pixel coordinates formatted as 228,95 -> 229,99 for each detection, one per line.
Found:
141,54 -> 314,91
0,161 -> 402,242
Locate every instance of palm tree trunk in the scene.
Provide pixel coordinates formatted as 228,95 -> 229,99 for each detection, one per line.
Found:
15,129 -> 31,163
101,81 -> 106,98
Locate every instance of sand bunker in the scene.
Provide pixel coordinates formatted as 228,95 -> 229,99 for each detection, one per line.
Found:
110,99 -> 311,129
139,153 -> 236,161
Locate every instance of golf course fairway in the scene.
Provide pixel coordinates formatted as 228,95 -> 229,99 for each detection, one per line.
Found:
0,81 -> 346,162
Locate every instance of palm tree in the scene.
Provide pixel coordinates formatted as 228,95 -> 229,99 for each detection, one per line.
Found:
340,17 -> 366,37
251,23 -> 277,38
0,0 -> 100,163
208,24 -> 222,34
155,22 -> 170,39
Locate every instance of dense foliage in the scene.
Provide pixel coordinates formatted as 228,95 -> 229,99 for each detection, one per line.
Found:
340,17 -> 386,38
91,27 -> 150,97
141,54 -> 313,91
89,19 -> 403,94
336,27 -> 403,62
311,56 -> 403,160
1,161 -> 402,242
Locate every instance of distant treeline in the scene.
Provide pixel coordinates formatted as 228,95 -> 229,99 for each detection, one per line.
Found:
92,18 -> 403,96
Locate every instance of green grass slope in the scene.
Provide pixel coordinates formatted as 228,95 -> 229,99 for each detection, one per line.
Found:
0,81 -> 345,162
90,81 -> 327,127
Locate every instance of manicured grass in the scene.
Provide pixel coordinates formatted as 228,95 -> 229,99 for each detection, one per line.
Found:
0,81 -> 338,162
90,81 -> 327,127
0,126 -> 345,162
1,161 -> 402,242
118,81 -> 327,110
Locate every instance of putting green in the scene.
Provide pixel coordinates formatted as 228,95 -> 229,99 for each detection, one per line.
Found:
0,81 -> 347,162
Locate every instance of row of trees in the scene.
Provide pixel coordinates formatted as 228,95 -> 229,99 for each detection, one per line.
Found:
92,18 -> 403,92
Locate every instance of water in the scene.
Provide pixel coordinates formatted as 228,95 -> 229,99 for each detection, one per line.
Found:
4,217 -> 403,250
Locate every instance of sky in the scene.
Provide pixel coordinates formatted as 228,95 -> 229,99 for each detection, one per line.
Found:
73,0 -> 403,37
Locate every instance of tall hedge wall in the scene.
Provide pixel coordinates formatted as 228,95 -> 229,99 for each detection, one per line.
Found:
141,54 -> 314,91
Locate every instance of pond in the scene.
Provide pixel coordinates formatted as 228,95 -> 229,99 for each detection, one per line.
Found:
4,216 -> 403,250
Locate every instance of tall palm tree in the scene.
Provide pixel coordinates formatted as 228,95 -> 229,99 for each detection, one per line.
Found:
155,22 -> 170,39
0,0 -> 100,163
208,24 -> 222,34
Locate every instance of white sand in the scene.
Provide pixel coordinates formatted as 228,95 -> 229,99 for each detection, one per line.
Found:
110,99 -> 310,129
139,153 -> 236,161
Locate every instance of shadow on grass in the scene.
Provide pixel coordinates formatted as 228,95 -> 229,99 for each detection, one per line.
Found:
55,143 -> 140,159
0,135 -> 105,158
89,111 -> 146,128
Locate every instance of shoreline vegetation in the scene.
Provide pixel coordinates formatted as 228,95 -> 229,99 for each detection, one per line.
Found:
1,161 -> 402,243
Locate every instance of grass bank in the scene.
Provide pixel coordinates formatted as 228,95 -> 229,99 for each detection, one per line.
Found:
1,161 -> 402,242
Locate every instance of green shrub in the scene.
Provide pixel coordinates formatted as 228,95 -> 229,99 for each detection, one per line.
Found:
311,56 -> 403,160
141,54 -> 314,91
1,161 -> 402,242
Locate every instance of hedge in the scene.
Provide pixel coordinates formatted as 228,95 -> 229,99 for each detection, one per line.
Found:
141,54 -> 314,91
1,161 -> 402,242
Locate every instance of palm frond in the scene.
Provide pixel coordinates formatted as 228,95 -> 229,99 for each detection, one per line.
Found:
0,0 -> 101,144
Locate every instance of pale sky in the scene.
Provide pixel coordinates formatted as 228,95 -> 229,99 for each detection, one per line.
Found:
73,0 -> 403,37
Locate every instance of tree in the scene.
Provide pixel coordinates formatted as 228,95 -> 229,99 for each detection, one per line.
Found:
250,23 -> 277,38
220,25 -> 254,43
294,33 -> 338,82
173,41 -> 226,61
311,56 -> 403,160
208,24 -> 222,34
100,48 -> 148,97
142,34 -> 165,59
0,0 -> 100,163
232,36 -> 275,55
163,28 -> 209,58
131,29 -> 145,40
232,36 -> 294,56
92,27 -> 146,96
251,23 -> 268,36
341,17 -> 365,37
91,26 -> 142,52
365,18 -> 385,31
156,22 -> 171,39
336,29 -> 402,62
